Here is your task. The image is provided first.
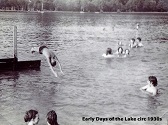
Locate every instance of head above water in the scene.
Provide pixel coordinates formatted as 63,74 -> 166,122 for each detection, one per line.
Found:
136,23 -> 139,29
131,38 -> 135,44
148,76 -> 158,87
137,23 -> 139,27
137,37 -> 141,42
118,47 -> 123,54
46,110 -> 58,125
118,41 -> 122,46
24,110 -> 39,124
106,48 -> 112,55
125,49 -> 130,55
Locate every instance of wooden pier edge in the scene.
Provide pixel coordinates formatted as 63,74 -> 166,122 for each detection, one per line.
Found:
0,59 -> 41,71
0,26 -> 41,71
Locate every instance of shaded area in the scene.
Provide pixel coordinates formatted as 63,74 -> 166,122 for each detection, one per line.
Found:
0,0 -> 168,12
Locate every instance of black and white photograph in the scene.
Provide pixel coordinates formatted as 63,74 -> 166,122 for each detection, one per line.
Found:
0,0 -> 168,125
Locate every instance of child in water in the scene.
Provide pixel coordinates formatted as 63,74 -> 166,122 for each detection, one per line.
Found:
140,76 -> 158,96
106,48 -> 112,55
136,23 -> 139,30
116,47 -> 123,55
118,41 -> 123,46
136,37 -> 143,47
123,49 -> 130,57
102,48 -> 113,58
129,38 -> 137,48
114,47 -> 124,57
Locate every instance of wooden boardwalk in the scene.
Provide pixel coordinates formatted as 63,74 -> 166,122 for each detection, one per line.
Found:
0,53 -> 41,71
0,58 -> 41,71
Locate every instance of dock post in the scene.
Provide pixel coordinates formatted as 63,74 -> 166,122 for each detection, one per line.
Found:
13,26 -> 18,70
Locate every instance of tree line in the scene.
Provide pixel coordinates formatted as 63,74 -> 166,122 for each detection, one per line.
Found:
0,0 -> 167,12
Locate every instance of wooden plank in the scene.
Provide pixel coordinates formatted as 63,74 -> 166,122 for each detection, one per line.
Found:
0,58 -> 14,62
17,60 -> 41,70
0,59 -> 41,71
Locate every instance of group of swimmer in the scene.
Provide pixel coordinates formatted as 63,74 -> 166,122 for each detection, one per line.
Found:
103,37 -> 144,58
103,35 -> 158,96
24,109 -> 58,125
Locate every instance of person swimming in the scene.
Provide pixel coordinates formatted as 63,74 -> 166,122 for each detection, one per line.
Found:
123,49 -> 130,57
115,47 -> 124,57
140,76 -> 158,96
24,110 -> 39,125
102,48 -> 114,58
116,47 -> 123,54
136,23 -> 139,30
106,48 -> 112,55
118,41 -> 123,46
137,37 -> 143,47
129,38 -> 137,48
125,49 -> 130,55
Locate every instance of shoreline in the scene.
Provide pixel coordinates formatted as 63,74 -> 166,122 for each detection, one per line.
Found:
0,10 -> 168,14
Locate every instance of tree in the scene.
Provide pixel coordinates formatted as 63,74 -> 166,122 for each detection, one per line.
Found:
119,0 -> 129,5
156,0 -> 167,11
143,0 -> 156,11
0,0 -> 7,9
0,0 -> 167,12
125,0 -> 141,12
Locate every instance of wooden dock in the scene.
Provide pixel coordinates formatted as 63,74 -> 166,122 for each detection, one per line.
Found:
0,26 -> 41,71
0,58 -> 41,71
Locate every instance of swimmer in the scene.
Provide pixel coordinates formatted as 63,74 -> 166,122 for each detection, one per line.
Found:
125,49 -> 130,55
136,23 -> 139,30
102,48 -> 114,58
115,47 -> 124,56
118,41 -> 123,46
123,49 -> 130,57
106,48 -> 112,55
24,110 -> 39,125
117,47 -> 123,54
31,45 -> 64,77
137,37 -> 143,47
46,110 -> 59,125
140,76 -> 158,96
129,38 -> 137,48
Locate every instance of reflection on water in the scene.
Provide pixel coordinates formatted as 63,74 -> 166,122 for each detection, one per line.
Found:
0,12 -> 168,125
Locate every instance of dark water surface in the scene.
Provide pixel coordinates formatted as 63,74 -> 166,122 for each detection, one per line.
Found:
0,12 -> 168,125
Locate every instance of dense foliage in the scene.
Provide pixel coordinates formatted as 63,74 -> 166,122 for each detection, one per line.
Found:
0,0 -> 168,12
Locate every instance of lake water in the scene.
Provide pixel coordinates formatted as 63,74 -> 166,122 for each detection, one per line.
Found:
0,12 -> 168,125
